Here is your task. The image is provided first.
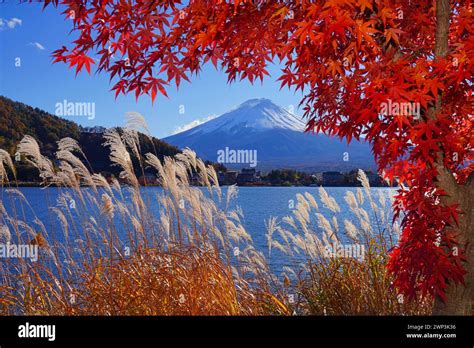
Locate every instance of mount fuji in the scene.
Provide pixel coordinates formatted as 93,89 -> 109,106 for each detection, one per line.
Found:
163,98 -> 376,172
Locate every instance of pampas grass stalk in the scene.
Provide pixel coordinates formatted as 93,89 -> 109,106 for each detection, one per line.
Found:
0,128 -> 432,315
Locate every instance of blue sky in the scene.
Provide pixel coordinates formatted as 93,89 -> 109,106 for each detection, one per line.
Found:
0,1 -> 304,138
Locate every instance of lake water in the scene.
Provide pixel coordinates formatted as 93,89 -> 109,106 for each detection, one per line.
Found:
0,186 -> 397,271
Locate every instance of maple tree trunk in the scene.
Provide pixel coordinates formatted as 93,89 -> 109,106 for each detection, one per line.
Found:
433,169 -> 474,315
431,0 -> 474,315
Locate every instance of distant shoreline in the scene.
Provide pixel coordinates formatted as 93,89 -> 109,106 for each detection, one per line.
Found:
8,182 -> 395,188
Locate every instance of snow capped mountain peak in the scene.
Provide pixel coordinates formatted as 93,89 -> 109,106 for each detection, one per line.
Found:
163,98 -> 375,171
182,98 -> 306,135
238,98 -> 274,108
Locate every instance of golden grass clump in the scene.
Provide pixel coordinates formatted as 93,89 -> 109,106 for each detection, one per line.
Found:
266,170 -> 432,315
0,128 -> 287,315
0,119 -> 433,315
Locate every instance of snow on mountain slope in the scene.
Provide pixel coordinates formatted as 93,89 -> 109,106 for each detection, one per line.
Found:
185,98 -> 306,134
163,98 -> 375,172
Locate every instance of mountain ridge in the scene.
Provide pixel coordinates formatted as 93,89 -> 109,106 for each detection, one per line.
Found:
164,98 -> 376,172
0,96 -> 181,182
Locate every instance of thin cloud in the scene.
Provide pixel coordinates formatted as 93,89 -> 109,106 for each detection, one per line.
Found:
29,42 -> 46,50
0,18 -> 22,30
172,114 -> 217,135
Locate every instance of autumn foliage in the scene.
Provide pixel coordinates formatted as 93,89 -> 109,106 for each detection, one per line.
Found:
38,1 -> 473,306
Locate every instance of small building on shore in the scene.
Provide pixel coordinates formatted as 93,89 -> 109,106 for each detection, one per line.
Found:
236,168 -> 261,185
218,170 -> 239,185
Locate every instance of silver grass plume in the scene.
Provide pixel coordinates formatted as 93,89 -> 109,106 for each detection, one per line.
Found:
16,135 -> 55,181
0,149 -> 15,183
103,128 -> 138,188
